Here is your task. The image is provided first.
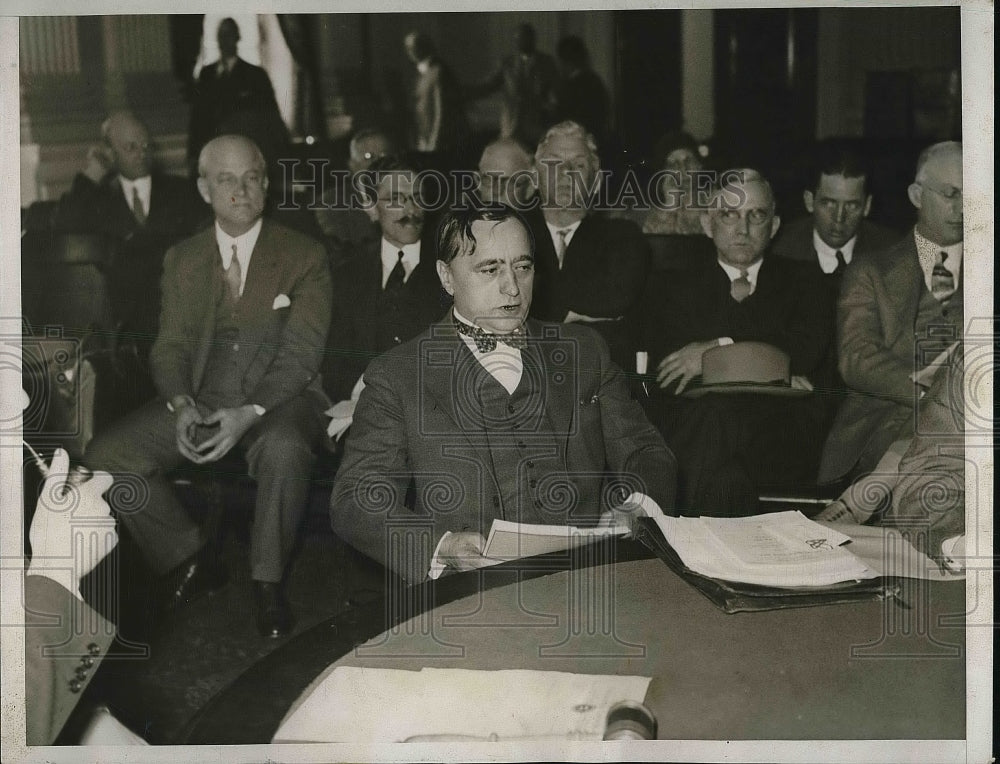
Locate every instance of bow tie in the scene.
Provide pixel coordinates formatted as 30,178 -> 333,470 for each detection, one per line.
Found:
454,319 -> 528,353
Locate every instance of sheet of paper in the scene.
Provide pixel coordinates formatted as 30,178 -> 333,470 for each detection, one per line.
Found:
273,666 -> 651,743
483,520 -> 628,561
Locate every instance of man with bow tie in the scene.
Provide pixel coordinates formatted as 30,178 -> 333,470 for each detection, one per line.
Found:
330,205 -> 676,585
819,141 -> 964,484
84,135 -> 331,638
53,110 -> 208,358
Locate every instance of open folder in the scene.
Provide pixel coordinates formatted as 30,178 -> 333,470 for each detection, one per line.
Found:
633,512 -> 901,613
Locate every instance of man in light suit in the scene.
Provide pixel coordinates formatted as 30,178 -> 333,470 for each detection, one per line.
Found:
818,141 -> 964,484
330,205 -> 676,585
526,121 -> 650,371
53,111 -> 209,355
84,135 -> 331,638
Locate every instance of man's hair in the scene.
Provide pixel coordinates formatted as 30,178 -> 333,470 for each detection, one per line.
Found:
534,120 -> 600,172
100,110 -> 145,145
437,205 -> 534,264
557,35 -> 589,69
349,128 -> 394,160
808,140 -> 871,194
197,134 -> 266,178
217,17 -> 239,36
709,167 -> 776,214
914,140 -> 962,183
357,153 -> 420,202
479,137 -> 533,172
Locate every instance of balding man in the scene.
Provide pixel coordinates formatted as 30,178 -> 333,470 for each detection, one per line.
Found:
84,135 -> 331,638
640,169 -> 832,516
477,137 -> 535,208
819,141 -> 964,484
53,110 -> 208,355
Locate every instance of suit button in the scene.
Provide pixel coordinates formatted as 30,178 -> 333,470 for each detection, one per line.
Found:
517,441 -> 526,449
393,336 -> 401,343
533,499 -> 542,508
87,643 -> 101,656
80,656 -> 95,668
526,460 -> 535,469
232,343 -> 240,351
529,479 -> 537,488
75,667 -> 89,679
492,496 -> 500,507
69,679 -> 83,693
507,404 -> 516,413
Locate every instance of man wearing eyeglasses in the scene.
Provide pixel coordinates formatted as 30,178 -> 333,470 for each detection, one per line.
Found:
639,169 -> 832,516
818,141 -> 964,484
53,110 -> 209,359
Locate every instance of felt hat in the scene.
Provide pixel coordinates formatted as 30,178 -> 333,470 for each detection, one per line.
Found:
683,341 -> 809,397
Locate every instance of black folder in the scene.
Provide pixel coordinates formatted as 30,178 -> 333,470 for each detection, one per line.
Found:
632,518 -> 902,614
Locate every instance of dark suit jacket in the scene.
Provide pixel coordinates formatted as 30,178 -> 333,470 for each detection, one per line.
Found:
818,231 -> 962,482
639,253 -> 833,383
771,217 -> 901,268
25,575 -> 114,745
150,219 -> 331,412
52,172 -> 210,343
188,58 -> 289,168
527,210 -> 650,368
322,234 -> 449,402
330,316 -> 677,584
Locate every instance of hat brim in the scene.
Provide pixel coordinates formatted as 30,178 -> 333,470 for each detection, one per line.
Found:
682,381 -> 811,398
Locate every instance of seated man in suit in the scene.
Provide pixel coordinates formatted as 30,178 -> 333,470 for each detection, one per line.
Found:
322,154 -> 449,440
314,127 -> 395,267
817,343 -> 964,572
818,141 -> 964,485
84,135 -> 331,638
52,110 -> 209,357
527,120 -> 650,370
330,205 -> 676,585
640,169 -> 833,516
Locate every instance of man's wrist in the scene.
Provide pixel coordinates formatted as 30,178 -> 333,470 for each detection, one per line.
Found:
167,395 -> 196,413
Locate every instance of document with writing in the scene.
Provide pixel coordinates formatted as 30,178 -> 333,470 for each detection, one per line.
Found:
655,511 -> 875,587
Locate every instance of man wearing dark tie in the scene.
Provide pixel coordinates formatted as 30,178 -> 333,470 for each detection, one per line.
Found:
84,135 -> 331,638
330,205 -> 676,585
52,111 -> 208,356
819,141 -> 964,484
321,155 -> 448,434
526,120 -> 650,371
640,169 -> 832,516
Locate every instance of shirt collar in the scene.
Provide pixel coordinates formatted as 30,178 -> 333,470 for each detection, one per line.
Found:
717,257 -> 764,285
215,218 -> 263,295
812,229 -> 857,274
545,218 -> 583,246
913,228 -> 963,289
119,174 -> 152,204
380,238 -> 421,288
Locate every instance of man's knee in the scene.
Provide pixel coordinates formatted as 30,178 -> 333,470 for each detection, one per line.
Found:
249,425 -> 317,475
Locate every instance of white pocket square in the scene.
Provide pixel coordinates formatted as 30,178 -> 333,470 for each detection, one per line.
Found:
272,294 -> 291,310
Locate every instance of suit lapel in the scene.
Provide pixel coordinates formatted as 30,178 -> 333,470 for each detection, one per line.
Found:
884,237 -> 924,330
240,220 -> 280,316
192,235 -> 224,394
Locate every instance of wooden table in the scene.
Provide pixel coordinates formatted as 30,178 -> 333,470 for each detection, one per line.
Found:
183,540 -> 965,743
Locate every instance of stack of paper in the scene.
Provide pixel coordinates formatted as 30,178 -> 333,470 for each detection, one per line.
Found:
655,511 -> 876,587
273,667 -> 651,743
483,520 -> 628,561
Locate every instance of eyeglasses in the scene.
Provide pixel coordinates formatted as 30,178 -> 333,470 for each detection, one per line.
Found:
920,182 -> 963,202
717,208 -> 771,225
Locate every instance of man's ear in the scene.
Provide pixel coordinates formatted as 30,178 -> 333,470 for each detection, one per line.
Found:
907,182 -> 923,210
769,215 -> 781,240
803,190 -> 815,214
435,259 -> 454,295
196,177 -> 211,205
362,193 -> 379,223
862,194 -> 873,217
700,212 -> 714,239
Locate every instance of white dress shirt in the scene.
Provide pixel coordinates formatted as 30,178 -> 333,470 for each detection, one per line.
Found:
215,218 -> 263,297
714,258 -> 765,345
813,229 -> 858,274
914,229 -> 963,294
380,238 -> 421,288
545,219 -> 583,269
453,309 -> 523,395
119,175 -> 152,219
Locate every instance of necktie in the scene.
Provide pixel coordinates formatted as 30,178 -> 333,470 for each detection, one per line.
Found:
385,251 -> 406,294
554,228 -> 571,269
132,186 -> 147,226
931,251 -> 955,302
833,250 -> 847,275
454,319 -> 528,353
730,269 -> 752,302
224,244 -> 242,304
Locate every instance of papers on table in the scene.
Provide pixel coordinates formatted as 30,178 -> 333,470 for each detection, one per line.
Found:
483,519 -> 628,561
273,666 -> 651,743
656,510 -> 876,587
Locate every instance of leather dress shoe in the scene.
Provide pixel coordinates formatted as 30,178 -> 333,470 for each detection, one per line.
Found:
162,551 -> 228,613
254,581 -> 294,638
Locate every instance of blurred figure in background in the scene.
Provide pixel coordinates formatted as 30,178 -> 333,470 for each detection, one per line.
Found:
403,31 -> 470,160
638,131 -> 708,236
476,137 -> 536,208
553,36 -> 609,146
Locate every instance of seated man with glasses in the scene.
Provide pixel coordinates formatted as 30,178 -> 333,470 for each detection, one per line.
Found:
819,141 -> 964,485
639,169 -> 832,517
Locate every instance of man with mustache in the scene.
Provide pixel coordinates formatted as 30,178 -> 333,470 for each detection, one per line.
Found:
819,141 -> 964,484
321,155 -> 448,437
330,205 -> 676,584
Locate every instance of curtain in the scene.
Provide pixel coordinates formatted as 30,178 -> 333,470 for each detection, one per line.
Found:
277,14 -> 326,140
169,14 -> 205,100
